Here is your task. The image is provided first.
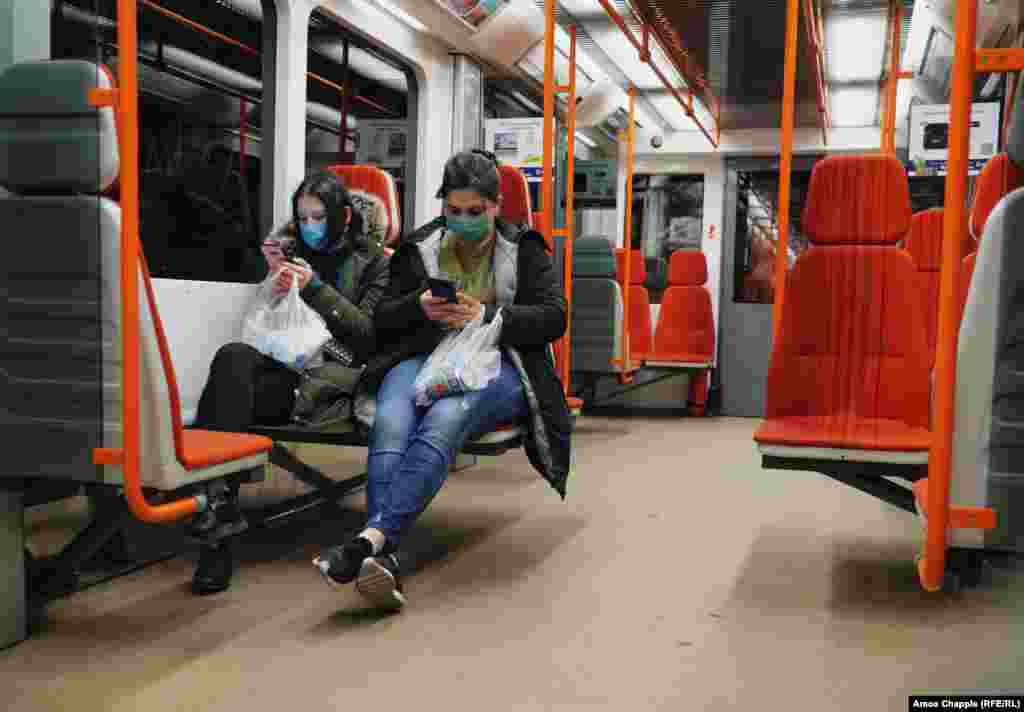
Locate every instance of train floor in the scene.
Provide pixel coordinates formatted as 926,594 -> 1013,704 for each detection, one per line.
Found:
4,417 -> 1024,711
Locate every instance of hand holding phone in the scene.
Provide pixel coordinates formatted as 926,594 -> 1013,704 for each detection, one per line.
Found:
427,277 -> 458,304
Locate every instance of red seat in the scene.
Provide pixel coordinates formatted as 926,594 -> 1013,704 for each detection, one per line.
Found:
325,164 -> 401,246
650,251 -> 714,364
902,208 -> 974,361
969,153 -> 1022,241
754,154 -> 931,454
649,250 -> 714,415
957,152 -> 1020,324
614,249 -> 652,360
497,164 -> 533,229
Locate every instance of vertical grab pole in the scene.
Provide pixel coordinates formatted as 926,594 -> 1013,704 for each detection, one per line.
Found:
106,0 -> 200,522
239,98 -> 247,185
563,24 -> 578,393
620,88 -> 637,374
339,38 -> 350,162
921,0 -> 976,593
883,0 -> 903,153
772,0 -> 800,346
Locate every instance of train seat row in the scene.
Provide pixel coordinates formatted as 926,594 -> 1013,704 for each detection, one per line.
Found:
0,59 -> 274,492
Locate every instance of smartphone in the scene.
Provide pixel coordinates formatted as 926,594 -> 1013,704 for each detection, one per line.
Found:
427,277 -> 458,303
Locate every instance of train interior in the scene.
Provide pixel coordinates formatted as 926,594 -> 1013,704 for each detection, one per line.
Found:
2,0 -> 1024,708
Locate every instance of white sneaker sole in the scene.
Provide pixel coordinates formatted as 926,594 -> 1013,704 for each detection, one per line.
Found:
355,558 -> 406,611
312,555 -> 360,592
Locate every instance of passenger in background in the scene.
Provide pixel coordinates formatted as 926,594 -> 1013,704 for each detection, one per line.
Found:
189,170 -> 390,595
741,234 -> 776,304
314,150 -> 573,611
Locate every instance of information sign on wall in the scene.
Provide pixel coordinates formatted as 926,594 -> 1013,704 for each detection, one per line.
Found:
907,102 -> 1000,176
485,117 -> 544,181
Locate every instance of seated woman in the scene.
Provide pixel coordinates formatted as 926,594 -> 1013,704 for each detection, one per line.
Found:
313,150 -> 573,610
189,170 -> 390,595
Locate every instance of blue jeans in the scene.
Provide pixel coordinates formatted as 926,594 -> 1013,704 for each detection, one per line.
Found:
365,354 -> 528,546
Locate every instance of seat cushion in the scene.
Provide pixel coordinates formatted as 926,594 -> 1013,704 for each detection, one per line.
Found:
498,164 -> 532,227
325,164 -> 400,244
615,249 -> 646,285
627,284 -> 652,360
754,415 -> 931,451
651,284 -> 714,362
764,246 -> 932,431
180,429 -> 273,470
970,153 -> 1023,240
667,250 -> 708,286
802,154 -> 912,245
903,208 -> 974,356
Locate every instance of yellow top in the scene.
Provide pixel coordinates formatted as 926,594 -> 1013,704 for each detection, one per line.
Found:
438,234 -> 497,305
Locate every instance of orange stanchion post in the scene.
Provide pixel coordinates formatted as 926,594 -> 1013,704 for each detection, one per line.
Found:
97,0 -> 202,522
563,24 -> 578,394
772,0 -> 800,346
921,0 -> 978,592
618,88 -> 637,377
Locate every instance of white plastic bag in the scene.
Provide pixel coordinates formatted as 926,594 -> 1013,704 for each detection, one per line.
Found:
240,271 -> 331,371
412,309 -> 503,407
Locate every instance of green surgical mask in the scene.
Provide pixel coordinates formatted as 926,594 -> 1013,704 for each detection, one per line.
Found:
446,213 -> 492,242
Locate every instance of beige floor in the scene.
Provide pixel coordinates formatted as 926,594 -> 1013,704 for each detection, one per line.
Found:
4,417 -> 1023,711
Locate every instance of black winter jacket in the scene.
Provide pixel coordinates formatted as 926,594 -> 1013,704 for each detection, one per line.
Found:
361,217 -> 573,498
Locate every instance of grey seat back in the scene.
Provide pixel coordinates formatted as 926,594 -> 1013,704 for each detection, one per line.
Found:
571,237 -> 623,373
0,60 -> 119,481
0,59 -> 235,489
952,187 -> 1024,553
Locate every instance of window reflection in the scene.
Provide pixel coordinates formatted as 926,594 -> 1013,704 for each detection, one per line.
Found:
632,174 -> 705,304
732,170 -> 814,305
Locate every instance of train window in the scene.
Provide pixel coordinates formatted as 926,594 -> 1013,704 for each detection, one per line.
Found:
732,169 -> 815,305
307,9 -> 416,240
632,173 -> 705,304
53,0 -> 268,283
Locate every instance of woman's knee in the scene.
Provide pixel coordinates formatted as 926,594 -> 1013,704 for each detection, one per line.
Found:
211,342 -> 262,370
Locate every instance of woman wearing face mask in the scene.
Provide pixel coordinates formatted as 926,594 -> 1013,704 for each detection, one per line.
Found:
188,170 -> 390,595
313,150 -> 572,610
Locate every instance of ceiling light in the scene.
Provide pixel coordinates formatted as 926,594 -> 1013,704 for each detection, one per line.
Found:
824,10 -> 887,83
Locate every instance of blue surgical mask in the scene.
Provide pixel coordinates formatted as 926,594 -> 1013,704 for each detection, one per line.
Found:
446,213 -> 492,242
300,220 -> 328,250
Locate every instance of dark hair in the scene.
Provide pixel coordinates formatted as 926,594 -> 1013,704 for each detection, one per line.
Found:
290,170 -> 367,255
435,150 -> 502,203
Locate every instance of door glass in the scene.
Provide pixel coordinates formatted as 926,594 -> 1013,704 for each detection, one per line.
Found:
732,170 -> 815,304
632,173 -> 705,304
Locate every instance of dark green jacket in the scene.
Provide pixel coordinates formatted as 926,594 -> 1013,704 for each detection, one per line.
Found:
288,244 -> 390,429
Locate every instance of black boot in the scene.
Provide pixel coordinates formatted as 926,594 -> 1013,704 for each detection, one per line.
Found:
192,539 -> 234,595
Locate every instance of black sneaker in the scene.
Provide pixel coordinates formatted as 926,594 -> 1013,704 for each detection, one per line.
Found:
192,539 -> 234,595
356,552 -> 406,611
313,537 -> 374,589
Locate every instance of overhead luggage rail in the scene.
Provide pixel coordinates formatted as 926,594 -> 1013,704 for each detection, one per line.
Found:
596,0 -> 720,147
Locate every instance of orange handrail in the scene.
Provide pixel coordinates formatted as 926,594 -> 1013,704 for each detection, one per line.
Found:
920,0 -> 976,592
771,0 -> 800,346
97,0 -> 202,523
596,0 -> 719,148
140,0 -> 395,117
802,0 -> 830,145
